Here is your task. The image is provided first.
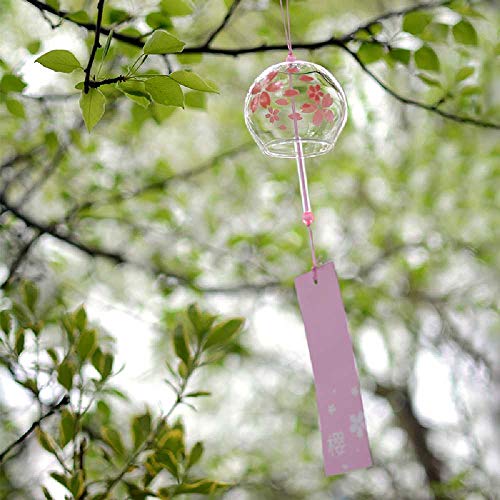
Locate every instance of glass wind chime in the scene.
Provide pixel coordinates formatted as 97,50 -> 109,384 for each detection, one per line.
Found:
243,0 -> 372,476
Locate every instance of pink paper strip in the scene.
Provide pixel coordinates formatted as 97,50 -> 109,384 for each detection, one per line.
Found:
295,261 -> 372,476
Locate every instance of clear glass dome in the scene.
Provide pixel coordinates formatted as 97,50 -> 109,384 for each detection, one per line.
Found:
244,60 -> 348,159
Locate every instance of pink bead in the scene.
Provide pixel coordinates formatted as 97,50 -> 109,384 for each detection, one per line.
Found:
302,211 -> 314,226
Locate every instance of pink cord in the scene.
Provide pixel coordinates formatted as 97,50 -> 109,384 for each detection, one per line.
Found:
280,0 -> 318,280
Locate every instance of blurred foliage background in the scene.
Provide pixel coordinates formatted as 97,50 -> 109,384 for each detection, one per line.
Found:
0,0 -> 499,498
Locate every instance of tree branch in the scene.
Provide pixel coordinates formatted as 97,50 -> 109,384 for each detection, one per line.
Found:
340,0 -> 452,42
0,233 -> 41,290
23,0 -> 499,129
0,190 -> 281,294
0,191 -> 191,286
205,0 -> 243,46
0,395 -> 70,464
375,383 -> 444,486
88,75 -> 126,88
70,142 -> 253,214
83,0 -> 106,94
342,46 -> 500,129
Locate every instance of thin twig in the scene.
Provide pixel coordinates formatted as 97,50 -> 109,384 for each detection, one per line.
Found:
83,0 -> 106,94
70,142 -> 254,214
88,75 -> 126,87
0,395 -> 70,464
342,46 -> 500,129
0,233 -> 41,290
340,0 -> 452,42
205,0 -> 243,46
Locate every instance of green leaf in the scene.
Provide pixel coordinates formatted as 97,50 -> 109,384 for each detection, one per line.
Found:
388,48 -> 411,65
204,318 -> 244,349
145,76 -> 184,107
187,441 -> 203,469
57,360 -> 75,390
173,324 -> 191,364
92,349 -> 114,380
417,73 -> 442,87
185,391 -> 211,398
74,306 -> 87,331
46,0 -> 59,9
12,303 -> 30,327
160,0 -> 194,16
414,45 -> 440,71
59,409 -> 77,447
146,11 -> 173,30
452,20 -> 478,46
118,80 -> 151,108
455,66 -> 474,82
0,74 -> 27,93
101,30 -> 114,60
0,310 -> 12,333
67,10 -> 90,23
156,428 -> 184,453
420,22 -> 449,43
155,450 -> 179,479
69,471 -> 85,498
77,328 -> 96,360
61,314 -> 76,342
23,281 -> 39,312
132,413 -> 151,449
108,8 -> 129,24
14,329 -> 25,355
50,472 -> 70,492
367,22 -> 383,36
177,360 -> 188,378
143,30 -> 185,54
102,426 -> 125,455
37,428 -> 59,454
174,480 -> 229,495
169,70 -> 219,93
357,43 -> 384,64
187,304 -> 215,339
402,11 -> 432,35
79,88 -> 106,131
460,85 -> 481,96
35,50 -> 82,73
27,40 -> 41,54
42,486 -> 55,500
6,98 -> 26,118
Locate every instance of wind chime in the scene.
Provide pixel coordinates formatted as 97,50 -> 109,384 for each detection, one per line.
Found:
244,1 -> 372,476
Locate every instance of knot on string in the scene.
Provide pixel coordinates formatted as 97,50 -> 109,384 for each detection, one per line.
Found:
286,52 -> 296,62
302,211 -> 314,226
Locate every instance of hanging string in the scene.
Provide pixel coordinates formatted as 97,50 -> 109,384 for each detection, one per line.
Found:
279,0 -> 294,58
279,0 -> 318,282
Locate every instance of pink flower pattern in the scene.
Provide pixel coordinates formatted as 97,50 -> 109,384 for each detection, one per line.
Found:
250,73 -> 336,130
265,107 -> 279,123
301,94 -> 335,126
307,84 -> 324,102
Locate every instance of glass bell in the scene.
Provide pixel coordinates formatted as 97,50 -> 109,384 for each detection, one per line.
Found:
244,60 -> 348,159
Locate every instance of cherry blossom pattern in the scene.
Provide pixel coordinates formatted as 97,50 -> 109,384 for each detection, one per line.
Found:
288,111 -> 302,122
327,432 -> 345,456
349,412 -> 366,438
249,71 -> 284,113
301,94 -> 335,126
265,107 -> 279,123
307,84 -> 324,102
